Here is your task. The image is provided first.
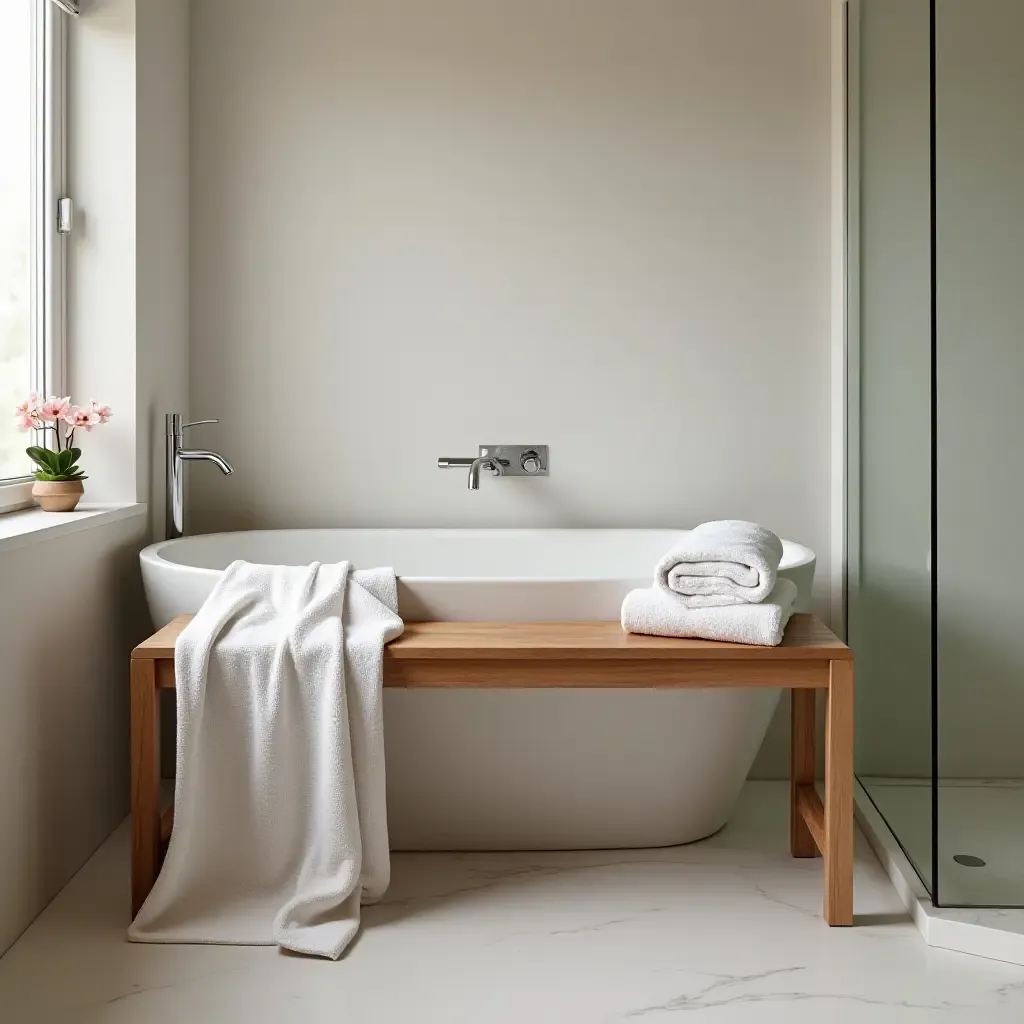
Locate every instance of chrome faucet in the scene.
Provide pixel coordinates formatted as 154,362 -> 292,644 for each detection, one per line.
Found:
437,454 -> 504,490
437,446 -> 548,490
166,413 -> 233,539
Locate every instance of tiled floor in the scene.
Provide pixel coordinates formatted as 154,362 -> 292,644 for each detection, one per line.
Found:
3,782 -> 1024,1023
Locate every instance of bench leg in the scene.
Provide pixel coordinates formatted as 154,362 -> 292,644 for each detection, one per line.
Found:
790,688 -> 818,858
823,659 -> 854,925
131,658 -> 161,918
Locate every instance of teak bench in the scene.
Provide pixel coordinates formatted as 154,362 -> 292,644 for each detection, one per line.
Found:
131,613 -> 854,925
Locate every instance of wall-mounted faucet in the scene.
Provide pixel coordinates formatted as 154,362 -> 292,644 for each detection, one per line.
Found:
438,454 -> 502,490
437,445 -> 549,490
166,413 -> 234,539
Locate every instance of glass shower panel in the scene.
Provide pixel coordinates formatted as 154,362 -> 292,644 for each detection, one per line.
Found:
851,0 -> 935,894
934,0 -> 1024,908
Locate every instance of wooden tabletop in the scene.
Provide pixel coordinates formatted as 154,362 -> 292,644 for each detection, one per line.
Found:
132,615 -> 192,659
134,613 -> 849,662
387,615 -> 848,660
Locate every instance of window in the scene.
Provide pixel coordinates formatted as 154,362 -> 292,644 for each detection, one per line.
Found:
0,0 -> 66,509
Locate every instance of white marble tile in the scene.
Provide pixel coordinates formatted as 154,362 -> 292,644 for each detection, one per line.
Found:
3,782 -> 1024,1023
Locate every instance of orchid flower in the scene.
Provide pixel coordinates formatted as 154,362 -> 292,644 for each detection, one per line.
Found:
64,404 -> 101,432
39,396 -> 71,422
13,394 -> 112,480
14,394 -> 42,431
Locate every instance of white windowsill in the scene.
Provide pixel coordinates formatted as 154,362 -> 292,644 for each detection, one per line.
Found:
0,502 -> 147,554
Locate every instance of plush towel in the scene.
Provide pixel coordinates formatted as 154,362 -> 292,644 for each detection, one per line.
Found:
622,578 -> 798,646
128,559 -> 404,960
655,520 -> 784,606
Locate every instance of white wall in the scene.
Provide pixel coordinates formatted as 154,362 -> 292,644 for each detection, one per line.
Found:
189,0 -> 832,778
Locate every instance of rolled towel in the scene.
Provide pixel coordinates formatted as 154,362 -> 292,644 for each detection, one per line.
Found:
655,520 -> 783,606
622,579 -> 798,647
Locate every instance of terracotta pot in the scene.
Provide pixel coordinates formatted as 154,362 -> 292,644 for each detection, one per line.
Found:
32,479 -> 85,512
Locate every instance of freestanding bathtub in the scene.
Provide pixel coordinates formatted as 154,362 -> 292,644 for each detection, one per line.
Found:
140,529 -> 815,851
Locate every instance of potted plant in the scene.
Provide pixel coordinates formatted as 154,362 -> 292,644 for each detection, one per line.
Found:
14,394 -> 112,511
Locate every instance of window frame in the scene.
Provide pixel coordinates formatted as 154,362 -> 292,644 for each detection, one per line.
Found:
0,0 -> 67,512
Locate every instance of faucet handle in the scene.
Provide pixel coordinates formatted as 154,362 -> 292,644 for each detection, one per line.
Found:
520,450 -> 542,474
182,419 -> 219,430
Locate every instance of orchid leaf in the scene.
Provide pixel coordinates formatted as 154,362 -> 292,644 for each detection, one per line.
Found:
26,446 -> 59,472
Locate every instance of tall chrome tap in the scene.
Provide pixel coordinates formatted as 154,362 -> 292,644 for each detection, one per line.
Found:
165,413 -> 233,539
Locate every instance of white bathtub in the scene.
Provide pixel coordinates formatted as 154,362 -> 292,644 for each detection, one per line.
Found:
140,529 -> 815,851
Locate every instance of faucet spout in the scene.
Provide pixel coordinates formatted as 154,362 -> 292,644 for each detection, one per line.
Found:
178,449 -> 234,475
467,455 -> 500,490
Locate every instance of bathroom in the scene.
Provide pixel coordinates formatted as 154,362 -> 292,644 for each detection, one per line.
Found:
0,0 -> 1022,1019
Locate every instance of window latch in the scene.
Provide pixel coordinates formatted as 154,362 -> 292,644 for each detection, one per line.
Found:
56,197 -> 73,235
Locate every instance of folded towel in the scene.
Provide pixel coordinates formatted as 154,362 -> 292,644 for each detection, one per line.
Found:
655,520 -> 784,606
128,559 -> 404,960
622,578 -> 798,646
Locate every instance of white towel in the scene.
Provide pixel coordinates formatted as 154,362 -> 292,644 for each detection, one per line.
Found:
622,578 -> 798,646
655,520 -> 784,606
128,559 -> 404,960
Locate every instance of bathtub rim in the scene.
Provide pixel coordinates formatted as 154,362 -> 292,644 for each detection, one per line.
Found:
141,527 -> 817,585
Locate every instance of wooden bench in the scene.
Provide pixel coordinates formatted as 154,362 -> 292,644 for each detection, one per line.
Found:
131,613 -> 854,925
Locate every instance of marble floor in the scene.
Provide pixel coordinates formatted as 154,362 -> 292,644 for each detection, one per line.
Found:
3,783 -> 1024,1023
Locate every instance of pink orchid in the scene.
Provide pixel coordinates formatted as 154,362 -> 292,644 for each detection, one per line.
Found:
64,405 -> 101,432
39,396 -> 72,422
88,400 -> 113,424
14,394 -> 42,432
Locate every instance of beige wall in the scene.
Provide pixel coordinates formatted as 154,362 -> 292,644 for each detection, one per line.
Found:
66,0 -> 137,502
189,0 -> 833,775
136,0 -> 191,539
0,0 -> 191,955
67,0 -> 190,535
0,516 -> 149,954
